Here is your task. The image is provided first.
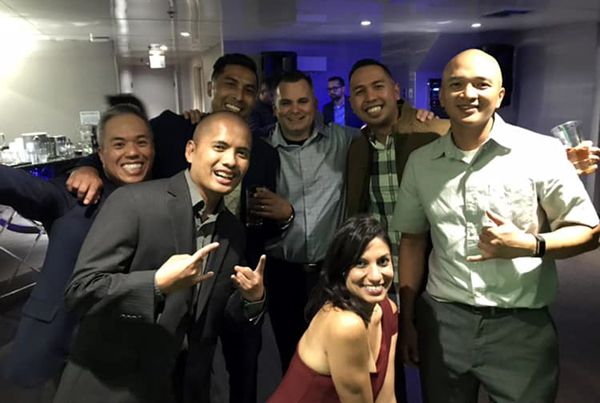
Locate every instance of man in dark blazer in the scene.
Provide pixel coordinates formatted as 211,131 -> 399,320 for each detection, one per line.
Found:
54,111 -> 265,403
322,76 -> 363,129
1,104 -> 154,389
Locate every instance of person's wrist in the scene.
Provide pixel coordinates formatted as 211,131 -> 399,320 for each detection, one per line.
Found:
533,234 -> 546,257
278,205 -> 295,228
242,288 -> 265,302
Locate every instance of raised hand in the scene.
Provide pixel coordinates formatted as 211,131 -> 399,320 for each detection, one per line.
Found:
66,166 -> 103,205
154,242 -> 219,294
232,254 -> 266,302
466,210 -> 536,262
415,108 -> 436,122
182,109 -> 208,125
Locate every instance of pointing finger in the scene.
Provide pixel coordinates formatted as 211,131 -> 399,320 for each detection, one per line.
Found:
485,210 -> 506,226
254,255 -> 267,276
191,242 -> 220,263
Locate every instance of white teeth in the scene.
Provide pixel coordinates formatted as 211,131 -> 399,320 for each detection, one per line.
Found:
121,163 -> 143,174
365,285 -> 383,293
215,171 -> 233,179
366,106 -> 382,114
225,103 -> 241,113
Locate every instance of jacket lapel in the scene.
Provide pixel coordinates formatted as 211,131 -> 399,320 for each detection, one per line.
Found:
195,219 -> 230,320
160,172 -> 195,333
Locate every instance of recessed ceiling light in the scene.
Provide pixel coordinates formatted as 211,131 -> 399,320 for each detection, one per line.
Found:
437,20 -> 452,25
180,32 -> 190,37
471,22 -> 482,28
159,44 -> 168,51
361,20 -> 371,27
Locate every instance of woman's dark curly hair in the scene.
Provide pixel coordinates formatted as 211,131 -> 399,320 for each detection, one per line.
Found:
305,215 -> 392,326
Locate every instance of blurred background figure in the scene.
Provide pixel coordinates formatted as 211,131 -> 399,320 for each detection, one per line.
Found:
249,76 -> 277,132
322,76 -> 362,129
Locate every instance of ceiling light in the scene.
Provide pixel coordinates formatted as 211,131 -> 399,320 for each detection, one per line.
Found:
180,32 -> 190,37
159,45 -> 168,51
360,20 -> 371,27
471,22 -> 482,28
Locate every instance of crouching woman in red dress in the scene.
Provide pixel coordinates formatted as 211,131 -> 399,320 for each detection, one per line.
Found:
268,216 -> 397,403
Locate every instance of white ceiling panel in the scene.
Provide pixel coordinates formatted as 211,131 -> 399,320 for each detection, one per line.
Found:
0,0 -> 599,61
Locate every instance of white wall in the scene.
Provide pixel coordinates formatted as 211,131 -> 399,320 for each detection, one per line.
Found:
127,65 -> 177,119
513,22 -> 600,200
0,40 -> 117,143
180,43 -> 224,113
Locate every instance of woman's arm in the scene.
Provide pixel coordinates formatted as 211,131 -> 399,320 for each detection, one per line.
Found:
327,311 -> 374,403
375,300 -> 398,403
375,335 -> 397,403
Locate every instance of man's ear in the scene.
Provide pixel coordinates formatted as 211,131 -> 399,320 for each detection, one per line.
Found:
98,148 -> 106,167
207,81 -> 213,98
393,82 -> 401,101
496,87 -> 506,109
185,140 -> 196,164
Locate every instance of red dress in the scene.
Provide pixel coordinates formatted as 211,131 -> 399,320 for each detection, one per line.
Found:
267,298 -> 398,402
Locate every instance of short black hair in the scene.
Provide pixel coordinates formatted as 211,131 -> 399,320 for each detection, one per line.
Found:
328,76 -> 345,86
276,70 -> 314,90
260,75 -> 278,92
212,53 -> 259,85
349,59 -> 394,83
305,215 -> 392,325
105,93 -> 147,119
97,104 -> 151,146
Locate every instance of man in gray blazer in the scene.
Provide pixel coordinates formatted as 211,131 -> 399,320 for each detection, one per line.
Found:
54,111 -> 265,403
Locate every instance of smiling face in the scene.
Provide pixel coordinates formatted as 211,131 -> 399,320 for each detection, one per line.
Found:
274,79 -> 317,141
440,49 -> 505,129
349,64 -> 400,131
185,113 -> 251,204
209,64 -> 258,120
98,113 -> 154,186
345,237 -> 394,305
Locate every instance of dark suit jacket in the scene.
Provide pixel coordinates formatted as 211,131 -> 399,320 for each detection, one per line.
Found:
322,98 -> 363,129
77,110 -> 279,267
0,165 -> 114,387
55,171 -> 252,403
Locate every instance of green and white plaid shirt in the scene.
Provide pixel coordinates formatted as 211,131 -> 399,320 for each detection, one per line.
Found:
368,134 -> 401,285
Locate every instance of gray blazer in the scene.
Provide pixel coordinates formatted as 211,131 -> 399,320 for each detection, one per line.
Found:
55,171 -> 251,403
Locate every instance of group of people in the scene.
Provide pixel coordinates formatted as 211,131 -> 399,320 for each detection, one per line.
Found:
0,47 -> 598,403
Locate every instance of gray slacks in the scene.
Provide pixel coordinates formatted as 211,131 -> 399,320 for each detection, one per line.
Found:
416,292 -> 558,403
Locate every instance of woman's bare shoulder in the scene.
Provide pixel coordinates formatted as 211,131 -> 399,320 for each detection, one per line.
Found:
325,308 -> 368,343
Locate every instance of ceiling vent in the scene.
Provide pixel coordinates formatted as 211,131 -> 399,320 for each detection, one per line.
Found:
482,9 -> 532,18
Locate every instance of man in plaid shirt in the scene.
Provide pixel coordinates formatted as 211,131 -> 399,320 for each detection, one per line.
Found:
344,59 -> 449,403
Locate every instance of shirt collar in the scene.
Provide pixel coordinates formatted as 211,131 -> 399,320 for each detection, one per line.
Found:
270,121 -> 325,148
431,113 -> 512,160
184,169 -> 224,219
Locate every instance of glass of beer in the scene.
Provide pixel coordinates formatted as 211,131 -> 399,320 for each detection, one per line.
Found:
245,184 -> 263,227
551,120 -> 596,175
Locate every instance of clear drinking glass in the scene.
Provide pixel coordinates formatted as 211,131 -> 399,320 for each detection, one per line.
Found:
551,120 -> 596,175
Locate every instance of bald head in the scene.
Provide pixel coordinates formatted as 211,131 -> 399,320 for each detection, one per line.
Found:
443,49 -> 503,87
440,48 -> 505,129
192,110 -> 251,143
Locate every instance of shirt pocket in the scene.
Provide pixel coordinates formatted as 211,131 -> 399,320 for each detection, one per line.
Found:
486,179 -> 537,231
